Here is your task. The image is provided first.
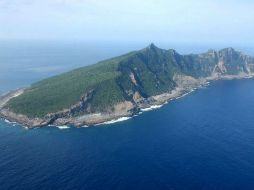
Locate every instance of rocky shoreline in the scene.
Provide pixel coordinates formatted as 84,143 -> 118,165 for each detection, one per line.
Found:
1,73 -> 253,129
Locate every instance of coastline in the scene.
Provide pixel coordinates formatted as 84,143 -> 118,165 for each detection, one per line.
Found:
1,73 -> 254,129
0,88 -> 25,109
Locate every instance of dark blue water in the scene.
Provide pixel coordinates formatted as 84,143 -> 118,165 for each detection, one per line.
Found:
1,79 -> 254,190
1,42 -> 254,190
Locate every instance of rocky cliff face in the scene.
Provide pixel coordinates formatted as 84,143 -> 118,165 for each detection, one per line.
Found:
116,45 -> 254,106
1,44 -> 254,127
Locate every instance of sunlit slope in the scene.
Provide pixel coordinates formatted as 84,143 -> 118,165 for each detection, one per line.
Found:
6,44 -> 254,118
7,52 -> 134,117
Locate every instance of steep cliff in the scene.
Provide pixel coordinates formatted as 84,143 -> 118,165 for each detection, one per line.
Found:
1,44 -> 254,127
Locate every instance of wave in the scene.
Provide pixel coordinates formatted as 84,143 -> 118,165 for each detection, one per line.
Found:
204,81 -> 210,86
4,119 -> 11,123
56,125 -> 70,129
80,125 -> 89,128
140,104 -> 163,112
175,92 -> 190,100
97,116 -> 131,125
4,119 -> 17,125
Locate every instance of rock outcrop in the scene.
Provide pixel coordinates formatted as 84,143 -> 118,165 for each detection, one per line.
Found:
1,45 -> 254,128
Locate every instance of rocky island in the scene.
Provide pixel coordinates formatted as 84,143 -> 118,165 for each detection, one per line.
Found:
1,44 -> 254,128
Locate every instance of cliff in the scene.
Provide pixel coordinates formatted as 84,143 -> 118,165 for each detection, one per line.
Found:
1,44 -> 254,127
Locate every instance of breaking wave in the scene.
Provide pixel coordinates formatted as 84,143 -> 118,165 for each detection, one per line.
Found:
56,125 -> 70,129
140,104 -> 163,112
97,117 -> 131,125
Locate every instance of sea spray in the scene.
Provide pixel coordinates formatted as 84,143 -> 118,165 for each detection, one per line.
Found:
96,117 -> 131,126
4,119 -> 17,125
140,104 -> 163,112
56,125 -> 70,130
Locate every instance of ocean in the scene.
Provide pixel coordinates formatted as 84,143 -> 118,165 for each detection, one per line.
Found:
1,41 -> 254,190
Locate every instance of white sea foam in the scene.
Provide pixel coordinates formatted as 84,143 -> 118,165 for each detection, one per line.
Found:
4,119 -> 17,125
4,119 -> 11,123
98,116 -> 131,125
56,125 -> 70,129
81,125 -> 89,128
140,104 -> 163,112
175,91 -> 192,100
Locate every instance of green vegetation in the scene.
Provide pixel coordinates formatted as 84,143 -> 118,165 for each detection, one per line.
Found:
90,79 -> 125,112
6,44 -> 254,118
7,52 -> 135,117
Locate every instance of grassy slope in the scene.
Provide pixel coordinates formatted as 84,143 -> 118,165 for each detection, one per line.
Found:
7,52 -> 135,117
117,47 -> 178,97
6,45 -> 180,118
6,45 -> 251,119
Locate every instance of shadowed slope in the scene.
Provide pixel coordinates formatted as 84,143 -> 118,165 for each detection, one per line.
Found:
5,44 -> 254,120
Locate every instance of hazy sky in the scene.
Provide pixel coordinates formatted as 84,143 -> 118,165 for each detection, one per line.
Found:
0,0 -> 253,43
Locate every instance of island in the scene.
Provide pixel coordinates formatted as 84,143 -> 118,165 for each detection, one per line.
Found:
1,44 -> 254,128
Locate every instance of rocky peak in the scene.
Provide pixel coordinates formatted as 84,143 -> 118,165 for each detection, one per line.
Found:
219,47 -> 236,55
148,43 -> 157,49
145,43 -> 161,53
205,49 -> 218,58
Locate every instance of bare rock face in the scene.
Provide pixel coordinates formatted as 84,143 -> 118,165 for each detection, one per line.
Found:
133,92 -> 143,103
2,45 -> 254,128
173,74 -> 202,89
0,108 -> 46,127
0,89 -> 25,109
0,89 -> 47,128
129,72 -> 138,86
113,101 -> 134,113
52,101 -> 135,126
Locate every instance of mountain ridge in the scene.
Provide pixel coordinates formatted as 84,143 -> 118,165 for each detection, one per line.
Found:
1,44 -> 254,127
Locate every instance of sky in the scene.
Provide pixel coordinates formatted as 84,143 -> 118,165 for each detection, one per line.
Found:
0,0 -> 253,44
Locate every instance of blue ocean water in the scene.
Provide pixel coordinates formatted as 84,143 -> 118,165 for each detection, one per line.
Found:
0,41 -> 144,93
1,42 -> 254,190
1,40 -> 253,93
